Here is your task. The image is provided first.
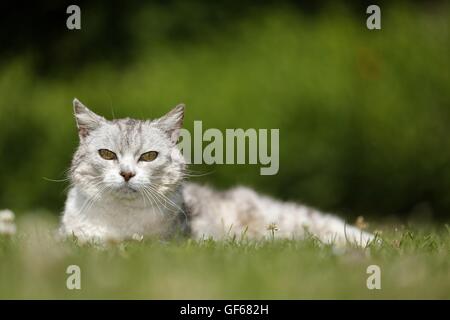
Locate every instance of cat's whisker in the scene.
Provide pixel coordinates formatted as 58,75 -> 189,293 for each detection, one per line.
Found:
74,181 -> 107,216
142,187 -> 165,217
142,186 -> 174,213
181,169 -> 216,178
146,184 -> 188,223
149,190 -> 173,217
44,167 -> 73,183
75,191 -> 98,216
42,177 -> 71,183
87,185 -> 109,211
79,188 -> 104,215
145,185 -> 177,210
138,188 -> 150,208
140,188 -> 154,210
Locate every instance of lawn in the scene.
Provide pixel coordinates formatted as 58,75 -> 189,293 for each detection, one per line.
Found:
0,214 -> 448,299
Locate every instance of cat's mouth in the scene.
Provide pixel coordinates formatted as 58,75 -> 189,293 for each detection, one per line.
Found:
117,185 -> 138,194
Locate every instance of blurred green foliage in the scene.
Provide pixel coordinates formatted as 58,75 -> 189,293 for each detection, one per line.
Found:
0,2 -> 448,219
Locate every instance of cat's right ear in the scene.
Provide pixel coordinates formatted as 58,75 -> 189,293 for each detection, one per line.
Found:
73,98 -> 105,139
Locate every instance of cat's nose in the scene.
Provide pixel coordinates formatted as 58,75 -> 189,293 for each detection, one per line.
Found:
120,171 -> 135,182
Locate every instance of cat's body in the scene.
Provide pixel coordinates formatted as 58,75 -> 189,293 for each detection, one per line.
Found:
60,99 -> 374,246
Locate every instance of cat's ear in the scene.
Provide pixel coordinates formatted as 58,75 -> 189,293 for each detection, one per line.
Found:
73,98 -> 105,139
156,104 -> 185,144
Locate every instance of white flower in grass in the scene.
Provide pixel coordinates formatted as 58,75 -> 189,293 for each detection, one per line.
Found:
266,222 -> 279,240
132,233 -> 144,242
266,223 -> 279,232
0,209 -> 16,236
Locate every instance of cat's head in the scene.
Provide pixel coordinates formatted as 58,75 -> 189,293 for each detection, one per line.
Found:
70,98 -> 186,203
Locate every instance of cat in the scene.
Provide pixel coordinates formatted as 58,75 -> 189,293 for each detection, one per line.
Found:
60,99 -> 375,246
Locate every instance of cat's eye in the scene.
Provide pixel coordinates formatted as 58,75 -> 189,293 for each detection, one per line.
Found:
139,151 -> 158,162
98,149 -> 117,160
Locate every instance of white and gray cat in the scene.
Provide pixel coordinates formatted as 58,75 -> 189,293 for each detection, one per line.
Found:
60,99 -> 374,246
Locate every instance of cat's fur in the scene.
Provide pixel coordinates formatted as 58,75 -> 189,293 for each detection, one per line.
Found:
60,99 -> 374,246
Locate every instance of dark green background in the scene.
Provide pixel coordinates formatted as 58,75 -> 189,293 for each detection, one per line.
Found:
0,1 -> 448,220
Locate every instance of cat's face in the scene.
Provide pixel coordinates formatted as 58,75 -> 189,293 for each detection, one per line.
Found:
70,99 -> 186,203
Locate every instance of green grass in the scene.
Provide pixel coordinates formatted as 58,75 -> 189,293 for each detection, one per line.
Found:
0,214 -> 448,299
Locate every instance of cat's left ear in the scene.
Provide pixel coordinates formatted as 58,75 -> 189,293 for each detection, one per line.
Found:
156,104 -> 185,144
